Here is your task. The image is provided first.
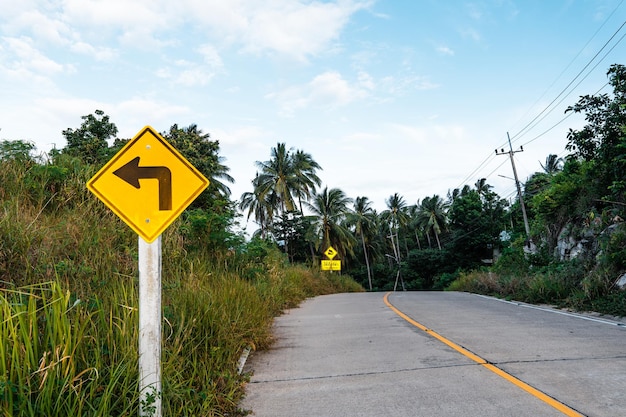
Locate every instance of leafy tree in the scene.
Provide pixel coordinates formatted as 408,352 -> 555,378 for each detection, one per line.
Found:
529,157 -> 591,253
164,124 -> 234,205
405,248 -> 455,289
565,64 -> 626,203
0,140 -> 36,164
62,110 -> 118,165
161,124 -> 240,256
524,172 -> 551,200
272,210 -> 314,262
447,186 -> 506,268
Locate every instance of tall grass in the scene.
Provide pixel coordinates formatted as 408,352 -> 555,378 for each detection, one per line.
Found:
447,253 -> 626,316
0,281 -> 139,416
0,155 -> 362,416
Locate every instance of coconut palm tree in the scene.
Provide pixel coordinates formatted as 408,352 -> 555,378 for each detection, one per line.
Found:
416,195 -> 449,250
239,174 -> 275,239
305,187 -> 355,259
292,149 -> 322,213
254,143 -> 298,215
407,203 -> 423,250
381,193 -> 409,262
540,154 -> 564,175
474,178 -> 493,202
209,155 -> 235,197
254,143 -> 322,217
347,196 -> 376,290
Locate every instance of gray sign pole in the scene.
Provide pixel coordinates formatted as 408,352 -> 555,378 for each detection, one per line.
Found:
138,235 -> 162,417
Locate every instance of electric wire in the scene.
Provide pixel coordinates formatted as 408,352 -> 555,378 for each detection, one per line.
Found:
509,17 -> 626,144
507,0 -> 625,137
515,25 -> 625,149
519,81 -> 610,148
451,11 -> 626,194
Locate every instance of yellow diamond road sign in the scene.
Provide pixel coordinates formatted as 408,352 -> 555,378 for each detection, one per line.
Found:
324,246 -> 338,259
87,126 -> 209,243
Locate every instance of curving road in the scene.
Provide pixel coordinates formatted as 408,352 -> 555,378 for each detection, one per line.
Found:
241,292 -> 626,417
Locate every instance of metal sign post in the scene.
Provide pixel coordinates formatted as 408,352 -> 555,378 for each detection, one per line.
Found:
138,236 -> 162,416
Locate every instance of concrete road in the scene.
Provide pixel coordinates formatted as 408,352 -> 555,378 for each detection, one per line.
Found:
241,292 -> 626,417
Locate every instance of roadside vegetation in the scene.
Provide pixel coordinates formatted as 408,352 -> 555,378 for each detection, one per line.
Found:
448,64 -> 626,316
0,124 -> 360,415
1,63 -> 624,415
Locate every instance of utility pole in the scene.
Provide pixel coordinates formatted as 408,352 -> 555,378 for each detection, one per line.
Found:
495,133 -> 531,240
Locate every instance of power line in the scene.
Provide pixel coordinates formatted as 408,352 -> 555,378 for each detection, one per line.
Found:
510,18 -> 626,145
451,13 -> 626,195
507,0 -> 625,136
520,81 -> 611,148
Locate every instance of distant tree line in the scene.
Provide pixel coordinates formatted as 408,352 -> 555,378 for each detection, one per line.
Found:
1,64 -> 624,294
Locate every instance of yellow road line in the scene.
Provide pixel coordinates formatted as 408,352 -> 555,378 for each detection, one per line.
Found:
383,292 -> 585,417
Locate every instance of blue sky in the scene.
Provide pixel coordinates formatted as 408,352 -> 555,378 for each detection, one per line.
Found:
1,0 -> 625,218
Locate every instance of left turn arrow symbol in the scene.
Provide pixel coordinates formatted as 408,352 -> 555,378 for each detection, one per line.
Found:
113,156 -> 173,210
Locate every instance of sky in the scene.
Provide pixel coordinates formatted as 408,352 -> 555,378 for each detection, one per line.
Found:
1,0 -> 625,224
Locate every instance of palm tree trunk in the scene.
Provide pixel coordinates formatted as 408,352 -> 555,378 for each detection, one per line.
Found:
404,235 -> 409,259
361,233 -> 373,291
435,231 -> 442,250
414,231 -> 422,250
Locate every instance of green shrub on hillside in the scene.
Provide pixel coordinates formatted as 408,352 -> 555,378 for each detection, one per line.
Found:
0,152 -> 362,416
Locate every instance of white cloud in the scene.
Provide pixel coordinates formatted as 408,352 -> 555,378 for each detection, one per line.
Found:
267,68 -> 438,116
466,3 -> 484,20
379,74 -> 438,94
198,44 -> 223,69
0,36 -> 74,82
156,44 -> 223,86
267,70 -> 371,116
437,45 -> 455,56
113,98 -> 190,135
309,71 -> 369,105
1,1 -> 371,63
239,1 -> 369,61
63,0 -> 172,29
176,67 -> 214,87
357,71 -> 376,90
6,9 -> 71,45
60,0 -> 369,60
213,125 -> 272,152
32,96 -> 190,140
460,27 -> 482,42
70,41 -> 118,61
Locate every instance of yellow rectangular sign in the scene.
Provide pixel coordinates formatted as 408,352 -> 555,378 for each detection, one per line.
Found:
321,260 -> 341,271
